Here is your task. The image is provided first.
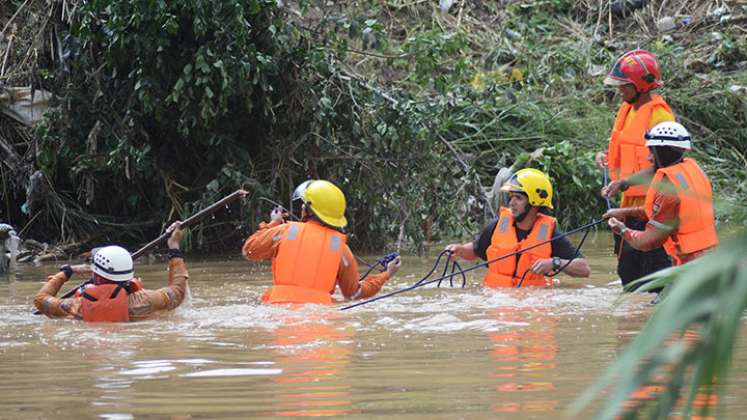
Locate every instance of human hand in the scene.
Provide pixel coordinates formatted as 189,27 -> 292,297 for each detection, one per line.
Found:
166,221 -> 183,250
386,256 -> 401,276
70,264 -> 92,274
602,208 -> 627,220
270,206 -> 288,222
601,180 -> 623,198
238,189 -> 249,198
607,217 -> 626,235
595,151 -> 608,169
529,258 -> 554,275
445,244 -> 466,260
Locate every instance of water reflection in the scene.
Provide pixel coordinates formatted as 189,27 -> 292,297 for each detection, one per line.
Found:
489,303 -> 559,414
268,310 -> 356,417
2,243 -> 747,418
619,327 -> 720,419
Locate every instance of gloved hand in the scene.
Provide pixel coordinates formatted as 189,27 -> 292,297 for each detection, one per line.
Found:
270,206 -> 288,223
71,264 -> 92,275
386,256 -> 401,276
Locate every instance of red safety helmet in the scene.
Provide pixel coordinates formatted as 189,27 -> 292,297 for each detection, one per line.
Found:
604,49 -> 663,93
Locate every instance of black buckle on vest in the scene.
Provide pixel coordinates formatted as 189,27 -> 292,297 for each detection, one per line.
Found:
81,291 -> 98,302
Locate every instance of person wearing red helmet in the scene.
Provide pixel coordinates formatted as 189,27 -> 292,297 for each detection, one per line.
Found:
596,49 -> 675,287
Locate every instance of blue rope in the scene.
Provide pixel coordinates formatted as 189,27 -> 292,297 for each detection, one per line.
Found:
340,219 -> 605,310
358,252 -> 400,282
515,218 -> 594,288
603,168 -> 612,210
408,250 -> 466,288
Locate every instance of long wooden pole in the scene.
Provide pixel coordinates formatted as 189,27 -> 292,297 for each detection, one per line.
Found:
131,189 -> 245,260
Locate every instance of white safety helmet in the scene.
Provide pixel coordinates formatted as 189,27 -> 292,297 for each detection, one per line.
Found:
645,121 -> 692,150
92,245 -> 134,282
291,180 -> 313,202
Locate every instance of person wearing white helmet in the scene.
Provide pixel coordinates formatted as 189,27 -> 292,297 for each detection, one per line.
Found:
605,122 -> 719,266
33,221 -> 189,322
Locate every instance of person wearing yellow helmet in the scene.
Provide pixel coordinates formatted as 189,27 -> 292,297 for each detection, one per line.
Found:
243,179 -> 401,304
446,168 -> 590,287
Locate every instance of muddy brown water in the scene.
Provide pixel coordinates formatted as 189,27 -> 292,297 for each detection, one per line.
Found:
1,233 -> 746,418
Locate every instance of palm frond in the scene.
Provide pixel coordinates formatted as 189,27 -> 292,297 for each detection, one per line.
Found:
570,230 -> 747,419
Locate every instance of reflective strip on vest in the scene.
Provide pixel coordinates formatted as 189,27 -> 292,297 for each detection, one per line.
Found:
607,95 -> 673,199
644,158 -> 719,258
483,208 -> 555,288
267,221 -> 347,304
537,224 -> 549,241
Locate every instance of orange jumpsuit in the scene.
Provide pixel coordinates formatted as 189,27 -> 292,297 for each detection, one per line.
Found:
243,220 -> 390,302
34,258 -> 189,321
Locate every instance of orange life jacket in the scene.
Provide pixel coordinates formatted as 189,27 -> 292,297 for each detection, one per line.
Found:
77,279 -> 142,322
484,208 -> 555,288
262,221 -> 347,304
644,158 -> 718,264
607,95 -> 673,198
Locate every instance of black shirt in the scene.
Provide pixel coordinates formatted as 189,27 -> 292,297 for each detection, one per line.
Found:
472,215 -> 581,261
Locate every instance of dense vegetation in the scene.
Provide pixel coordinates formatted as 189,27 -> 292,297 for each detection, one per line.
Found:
1,0 -> 745,254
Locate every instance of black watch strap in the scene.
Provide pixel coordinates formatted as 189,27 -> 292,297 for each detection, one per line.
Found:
60,264 -> 74,279
552,257 -> 561,271
619,180 -> 630,192
167,248 -> 184,259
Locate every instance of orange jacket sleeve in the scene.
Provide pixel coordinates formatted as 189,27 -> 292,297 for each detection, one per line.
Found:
242,220 -> 287,261
624,192 -> 680,251
33,272 -> 82,318
337,245 -> 390,300
128,257 -> 189,320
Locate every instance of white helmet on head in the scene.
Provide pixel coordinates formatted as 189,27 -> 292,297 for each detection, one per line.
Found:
645,122 -> 692,150
92,246 -> 134,282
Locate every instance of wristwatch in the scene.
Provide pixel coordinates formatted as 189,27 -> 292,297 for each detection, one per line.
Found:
552,257 -> 561,271
619,180 -> 630,192
167,248 -> 184,259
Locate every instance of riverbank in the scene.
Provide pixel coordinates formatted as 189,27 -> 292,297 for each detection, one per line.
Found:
1,1 -> 745,257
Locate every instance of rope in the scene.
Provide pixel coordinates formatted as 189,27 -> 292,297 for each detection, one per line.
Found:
358,252 -> 400,282
340,219 -> 605,310
398,250 -> 468,288
515,218 -> 594,288
603,168 -> 612,210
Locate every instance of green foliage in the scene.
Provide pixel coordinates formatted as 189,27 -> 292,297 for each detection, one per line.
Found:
518,140 -> 606,227
571,231 -> 747,419
33,0 -> 293,244
7,0 -> 744,252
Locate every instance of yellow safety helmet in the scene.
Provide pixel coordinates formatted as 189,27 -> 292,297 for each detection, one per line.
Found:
299,179 -> 348,229
500,168 -> 554,209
